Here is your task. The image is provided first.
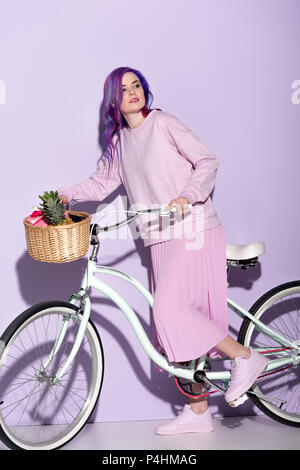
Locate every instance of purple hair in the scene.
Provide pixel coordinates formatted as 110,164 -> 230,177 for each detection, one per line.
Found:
100,66 -> 161,173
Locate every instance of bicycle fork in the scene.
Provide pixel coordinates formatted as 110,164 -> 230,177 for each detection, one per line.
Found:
36,290 -> 91,384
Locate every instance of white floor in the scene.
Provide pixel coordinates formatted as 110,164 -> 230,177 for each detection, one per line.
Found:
0,415 -> 298,451
62,415 -> 300,450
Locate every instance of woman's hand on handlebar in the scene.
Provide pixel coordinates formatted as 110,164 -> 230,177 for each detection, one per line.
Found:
59,194 -> 69,206
167,197 -> 191,215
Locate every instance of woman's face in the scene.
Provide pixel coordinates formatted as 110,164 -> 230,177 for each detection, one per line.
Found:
118,72 -> 146,117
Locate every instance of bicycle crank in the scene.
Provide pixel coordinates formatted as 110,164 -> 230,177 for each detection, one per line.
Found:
193,370 -> 250,407
247,390 -> 287,407
193,370 -> 226,395
228,389 -> 288,408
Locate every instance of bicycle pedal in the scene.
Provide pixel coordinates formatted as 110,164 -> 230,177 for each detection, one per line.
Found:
228,393 -> 248,407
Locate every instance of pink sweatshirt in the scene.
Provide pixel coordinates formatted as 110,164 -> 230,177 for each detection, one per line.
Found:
58,109 -> 222,247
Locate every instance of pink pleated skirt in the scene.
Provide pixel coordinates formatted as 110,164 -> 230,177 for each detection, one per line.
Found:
150,224 -> 229,373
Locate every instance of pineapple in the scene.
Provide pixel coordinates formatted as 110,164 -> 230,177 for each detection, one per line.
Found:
38,190 -> 73,226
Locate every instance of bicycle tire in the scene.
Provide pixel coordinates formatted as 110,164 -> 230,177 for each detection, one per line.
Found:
0,300 -> 104,450
238,280 -> 300,427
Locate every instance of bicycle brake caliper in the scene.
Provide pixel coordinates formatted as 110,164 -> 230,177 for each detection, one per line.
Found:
69,288 -> 89,319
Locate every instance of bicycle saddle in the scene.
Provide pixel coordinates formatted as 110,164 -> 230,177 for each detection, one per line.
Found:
226,241 -> 265,261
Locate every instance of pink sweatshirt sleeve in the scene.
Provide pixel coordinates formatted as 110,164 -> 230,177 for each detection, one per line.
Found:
164,115 -> 219,205
58,147 -> 122,203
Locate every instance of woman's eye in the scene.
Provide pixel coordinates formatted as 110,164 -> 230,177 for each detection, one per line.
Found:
122,84 -> 140,92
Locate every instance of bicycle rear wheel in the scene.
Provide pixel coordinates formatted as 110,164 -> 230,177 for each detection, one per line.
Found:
0,300 -> 104,450
238,280 -> 300,427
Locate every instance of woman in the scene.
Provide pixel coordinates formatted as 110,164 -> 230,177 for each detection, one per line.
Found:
58,66 -> 268,435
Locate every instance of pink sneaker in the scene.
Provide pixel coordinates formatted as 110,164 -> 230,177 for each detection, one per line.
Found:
225,347 -> 268,405
154,405 -> 214,435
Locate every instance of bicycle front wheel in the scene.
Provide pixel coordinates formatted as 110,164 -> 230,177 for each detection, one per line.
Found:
0,300 -> 104,450
238,280 -> 300,427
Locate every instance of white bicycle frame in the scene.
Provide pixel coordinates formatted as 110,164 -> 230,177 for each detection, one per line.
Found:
41,257 -> 300,387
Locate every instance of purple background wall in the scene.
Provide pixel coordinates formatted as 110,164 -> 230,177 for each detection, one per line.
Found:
0,0 -> 299,423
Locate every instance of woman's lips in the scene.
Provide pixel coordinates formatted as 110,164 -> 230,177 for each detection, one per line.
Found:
129,98 -> 139,103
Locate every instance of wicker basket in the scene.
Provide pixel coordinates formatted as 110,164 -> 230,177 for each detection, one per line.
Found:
23,211 -> 92,263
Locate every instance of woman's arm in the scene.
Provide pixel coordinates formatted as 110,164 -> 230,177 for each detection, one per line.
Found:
165,115 -> 219,205
58,145 -> 122,204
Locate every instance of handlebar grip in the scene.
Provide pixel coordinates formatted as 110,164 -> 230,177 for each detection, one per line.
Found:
90,224 -> 100,236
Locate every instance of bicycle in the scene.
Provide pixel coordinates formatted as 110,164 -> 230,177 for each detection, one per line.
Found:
0,204 -> 299,450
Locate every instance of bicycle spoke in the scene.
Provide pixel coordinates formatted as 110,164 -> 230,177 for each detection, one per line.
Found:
24,324 -> 42,368
10,341 -> 41,374
2,382 -> 42,419
0,377 -> 37,398
47,386 -> 76,421
32,318 -> 46,370
57,383 -> 85,411
52,336 -> 89,376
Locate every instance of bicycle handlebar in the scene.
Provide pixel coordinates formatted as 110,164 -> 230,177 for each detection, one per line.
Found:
90,204 -> 192,237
